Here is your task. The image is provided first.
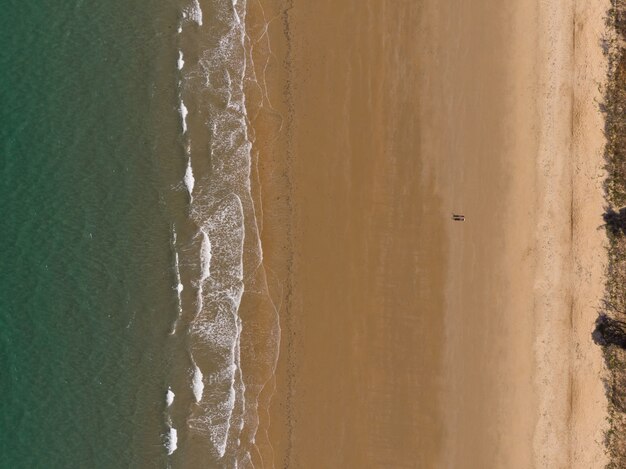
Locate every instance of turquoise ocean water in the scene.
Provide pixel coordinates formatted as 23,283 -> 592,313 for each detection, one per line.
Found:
1,0 -> 279,467
0,0 -> 186,466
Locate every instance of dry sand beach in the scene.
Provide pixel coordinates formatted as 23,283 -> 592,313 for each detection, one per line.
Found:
245,0 -> 611,467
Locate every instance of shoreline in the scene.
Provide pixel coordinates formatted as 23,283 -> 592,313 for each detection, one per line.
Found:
244,1 -> 294,466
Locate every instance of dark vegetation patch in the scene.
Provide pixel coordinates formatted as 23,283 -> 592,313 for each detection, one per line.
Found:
598,2 -> 626,466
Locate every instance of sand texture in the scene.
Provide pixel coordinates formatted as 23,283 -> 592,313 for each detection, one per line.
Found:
249,0 -> 610,467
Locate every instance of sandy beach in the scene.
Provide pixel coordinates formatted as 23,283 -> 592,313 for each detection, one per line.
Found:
248,0 -> 610,467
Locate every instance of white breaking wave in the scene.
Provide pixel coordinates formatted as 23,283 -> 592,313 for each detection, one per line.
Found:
199,228 -> 212,282
192,362 -> 204,403
188,196 -> 245,459
190,0 -> 203,25
184,158 -> 195,202
182,0 -> 203,26
166,387 -> 175,407
173,244 -> 183,295
187,363 -> 238,458
179,101 -> 188,134
171,226 -> 184,335
172,235 -> 182,296
199,194 -> 244,284
166,426 -> 178,455
177,50 -> 185,70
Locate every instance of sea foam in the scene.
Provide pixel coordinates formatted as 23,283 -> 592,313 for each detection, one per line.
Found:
179,101 -> 188,134
166,387 -> 175,407
173,252 -> 182,294
187,196 -> 245,459
171,226 -> 184,335
166,426 -> 178,455
184,158 -> 194,202
178,0 -> 275,462
199,229 -> 212,282
183,0 -> 203,26
192,363 -> 204,403
190,0 -> 203,25
232,0 -> 241,25
177,51 -> 185,70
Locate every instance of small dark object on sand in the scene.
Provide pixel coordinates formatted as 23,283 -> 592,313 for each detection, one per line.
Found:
452,214 -> 465,221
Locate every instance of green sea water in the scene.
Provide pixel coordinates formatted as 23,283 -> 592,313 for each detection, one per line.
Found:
0,0 -> 186,466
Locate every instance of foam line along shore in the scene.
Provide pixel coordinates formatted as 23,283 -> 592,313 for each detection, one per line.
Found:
164,1 -> 283,467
